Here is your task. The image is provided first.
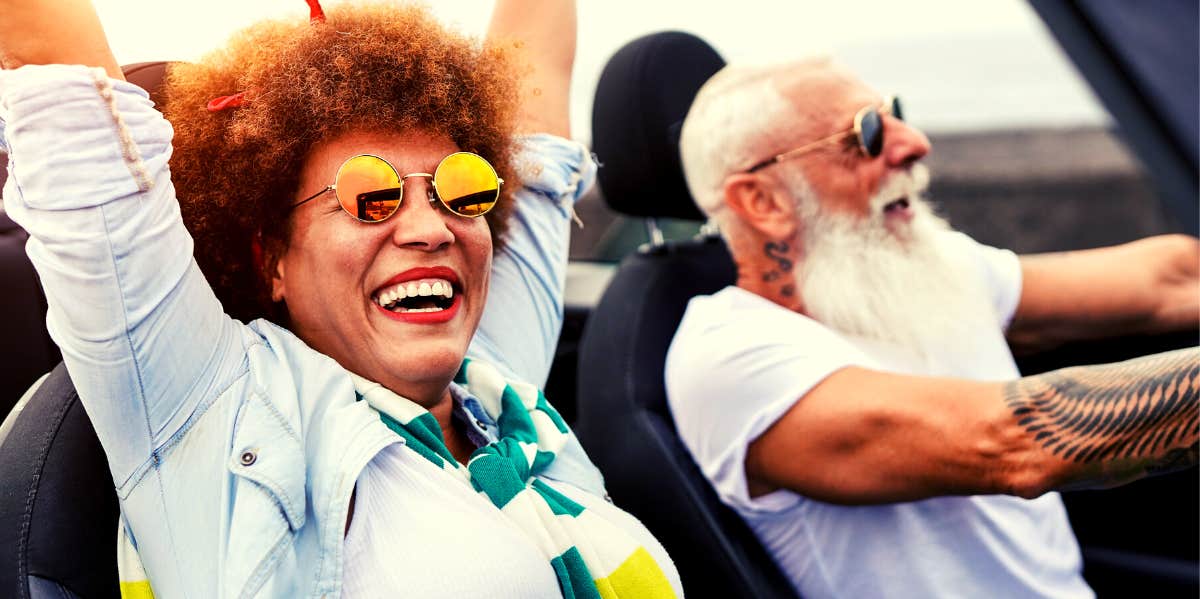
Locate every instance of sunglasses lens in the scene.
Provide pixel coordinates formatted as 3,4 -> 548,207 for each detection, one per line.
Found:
859,109 -> 884,157
336,155 -> 402,222
890,96 -> 904,121
434,153 -> 500,217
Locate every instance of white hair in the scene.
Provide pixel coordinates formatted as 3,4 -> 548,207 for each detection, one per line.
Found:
679,60 -> 827,231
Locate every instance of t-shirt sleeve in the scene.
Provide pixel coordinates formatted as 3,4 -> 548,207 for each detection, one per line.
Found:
664,292 -> 872,513
940,231 -> 1023,329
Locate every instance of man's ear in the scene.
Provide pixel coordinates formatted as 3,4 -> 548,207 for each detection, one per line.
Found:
721,173 -> 799,240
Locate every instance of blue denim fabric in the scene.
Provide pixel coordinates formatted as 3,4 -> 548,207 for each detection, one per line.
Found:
0,64 -> 602,598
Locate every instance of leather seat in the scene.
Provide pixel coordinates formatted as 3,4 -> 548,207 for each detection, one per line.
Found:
574,32 -> 800,598
0,62 -> 170,599
0,364 -> 118,599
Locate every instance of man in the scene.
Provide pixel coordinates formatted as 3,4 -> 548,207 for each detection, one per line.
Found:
665,57 -> 1199,598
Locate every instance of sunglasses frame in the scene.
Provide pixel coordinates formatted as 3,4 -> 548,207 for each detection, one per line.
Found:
744,95 -> 901,173
292,151 -> 504,223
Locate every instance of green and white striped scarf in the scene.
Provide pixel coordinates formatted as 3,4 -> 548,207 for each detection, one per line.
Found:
117,358 -> 677,598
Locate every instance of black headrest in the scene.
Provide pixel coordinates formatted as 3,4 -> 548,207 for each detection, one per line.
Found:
591,31 -> 725,221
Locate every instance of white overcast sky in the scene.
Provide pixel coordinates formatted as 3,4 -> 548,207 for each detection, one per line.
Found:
93,0 -> 1109,141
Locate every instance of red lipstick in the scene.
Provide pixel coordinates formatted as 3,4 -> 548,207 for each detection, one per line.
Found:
372,266 -> 462,325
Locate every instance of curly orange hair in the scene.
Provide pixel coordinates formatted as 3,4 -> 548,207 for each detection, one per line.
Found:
162,2 -> 519,324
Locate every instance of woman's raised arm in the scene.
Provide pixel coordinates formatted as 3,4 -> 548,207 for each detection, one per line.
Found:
470,0 -> 593,386
0,0 -> 242,492
487,0 -> 577,137
0,0 -> 123,79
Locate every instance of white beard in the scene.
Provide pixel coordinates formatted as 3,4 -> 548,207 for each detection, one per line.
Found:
793,165 -> 998,369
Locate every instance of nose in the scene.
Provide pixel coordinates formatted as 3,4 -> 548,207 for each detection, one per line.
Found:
882,116 -> 931,169
389,178 -> 455,251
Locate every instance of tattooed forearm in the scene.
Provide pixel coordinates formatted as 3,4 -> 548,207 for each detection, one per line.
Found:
1003,347 -> 1199,488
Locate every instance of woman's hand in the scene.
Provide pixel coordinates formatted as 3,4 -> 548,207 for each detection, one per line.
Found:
0,0 -> 123,80
486,0 -> 576,137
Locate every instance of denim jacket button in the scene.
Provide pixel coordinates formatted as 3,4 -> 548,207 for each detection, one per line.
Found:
240,451 -> 257,466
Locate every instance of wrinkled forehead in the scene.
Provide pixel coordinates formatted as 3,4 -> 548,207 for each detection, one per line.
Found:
774,63 -> 881,137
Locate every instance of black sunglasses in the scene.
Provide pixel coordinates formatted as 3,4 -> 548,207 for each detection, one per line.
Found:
745,95 -> 903,173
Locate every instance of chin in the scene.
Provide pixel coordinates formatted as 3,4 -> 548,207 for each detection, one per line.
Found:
387,342 -> 469,384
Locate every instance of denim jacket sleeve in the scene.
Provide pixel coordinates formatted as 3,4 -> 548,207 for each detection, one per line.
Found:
0,65 -> 244,489
468,134 -> 596,387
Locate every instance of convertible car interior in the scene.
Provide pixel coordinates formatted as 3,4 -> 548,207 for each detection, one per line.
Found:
0,1 -> 1196,596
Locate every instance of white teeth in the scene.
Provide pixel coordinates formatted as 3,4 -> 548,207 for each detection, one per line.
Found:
374,277 -> 457,308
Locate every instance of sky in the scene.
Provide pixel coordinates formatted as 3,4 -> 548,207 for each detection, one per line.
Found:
92,0 -> 1110,142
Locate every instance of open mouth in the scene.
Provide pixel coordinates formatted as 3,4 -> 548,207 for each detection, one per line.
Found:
374,278 -> 457,313
882,196 -> 911,214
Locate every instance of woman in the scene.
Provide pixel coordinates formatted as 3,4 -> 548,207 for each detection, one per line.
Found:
0,0 -> 682,597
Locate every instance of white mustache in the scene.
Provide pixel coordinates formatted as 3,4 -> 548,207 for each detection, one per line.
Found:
868,163 -> 930,214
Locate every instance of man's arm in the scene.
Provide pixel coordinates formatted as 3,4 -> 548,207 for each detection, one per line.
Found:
745,348 -> 1198,505
1007,234 -> 1200,354
1003,348 -> 1197,489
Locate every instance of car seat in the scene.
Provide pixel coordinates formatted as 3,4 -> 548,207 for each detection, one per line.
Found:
0,62 -> 170,599
574,32 -> 801,598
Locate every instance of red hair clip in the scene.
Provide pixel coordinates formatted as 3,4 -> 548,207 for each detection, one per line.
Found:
307,0 -> 326,24
206,91 -> 248,113
206,1 -> 324,112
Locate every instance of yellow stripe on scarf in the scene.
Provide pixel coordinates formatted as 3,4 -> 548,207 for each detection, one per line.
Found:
593,547 -> 677,599
119,580 -> 155,599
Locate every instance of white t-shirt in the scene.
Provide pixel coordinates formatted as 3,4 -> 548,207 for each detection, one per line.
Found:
665,232 -> 1092,598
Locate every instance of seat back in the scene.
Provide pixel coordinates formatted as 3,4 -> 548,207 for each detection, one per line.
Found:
0,364 -> 119,599
0,62 -> 171,599
575,32 -> 799,598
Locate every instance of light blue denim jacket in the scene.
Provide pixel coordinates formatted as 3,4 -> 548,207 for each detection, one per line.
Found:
0,64 -> 603,598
